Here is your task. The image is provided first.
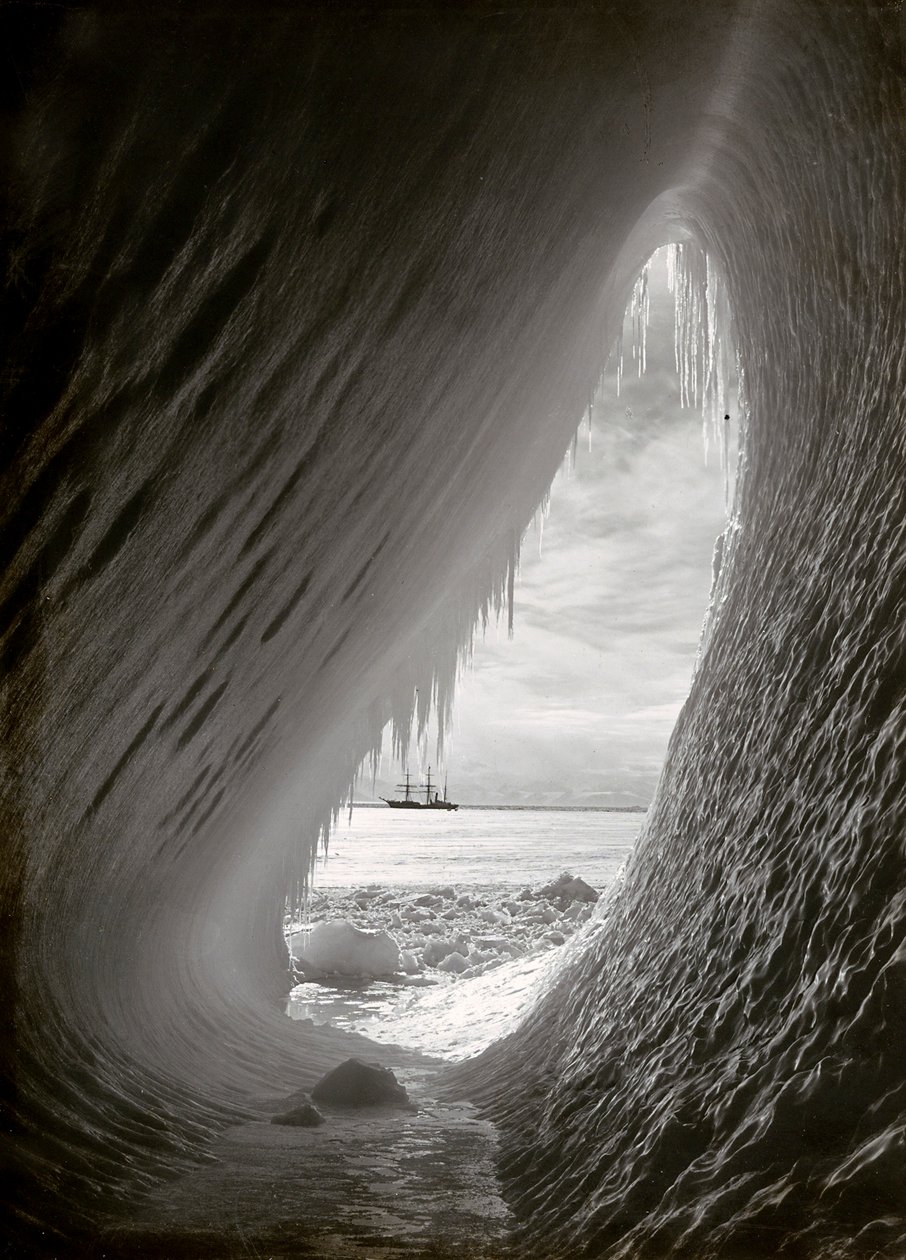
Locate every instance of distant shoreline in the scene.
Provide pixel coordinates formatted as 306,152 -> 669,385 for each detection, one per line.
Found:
351,803 -> 649,813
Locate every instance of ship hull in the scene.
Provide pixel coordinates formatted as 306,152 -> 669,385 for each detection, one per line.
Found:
383,800 -> 458,810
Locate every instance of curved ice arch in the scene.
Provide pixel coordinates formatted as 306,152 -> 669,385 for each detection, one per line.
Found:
1,3 -> 904,1257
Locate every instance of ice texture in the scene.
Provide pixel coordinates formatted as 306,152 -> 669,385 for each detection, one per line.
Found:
2,4 -> 904,1257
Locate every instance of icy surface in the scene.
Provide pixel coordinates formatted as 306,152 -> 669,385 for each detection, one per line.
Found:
2,4 -> 904,1257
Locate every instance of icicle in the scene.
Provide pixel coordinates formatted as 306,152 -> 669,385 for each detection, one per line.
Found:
507,528 -> 518,638
612,257 -> 655,400
628,260 -> 651,377
533,489 -> 551,559
723,411 -> 732,509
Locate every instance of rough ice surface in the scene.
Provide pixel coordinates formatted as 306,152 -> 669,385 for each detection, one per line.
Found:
291,921 -> 400,978
2,4 -> 904,1258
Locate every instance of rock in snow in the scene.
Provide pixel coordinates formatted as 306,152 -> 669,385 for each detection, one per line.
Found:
311,1059 -> 411,1109
293,920 -> 400,977
270,1102 -> 325,1127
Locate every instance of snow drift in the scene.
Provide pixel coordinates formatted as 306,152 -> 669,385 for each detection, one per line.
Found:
2,2 -> 904,1256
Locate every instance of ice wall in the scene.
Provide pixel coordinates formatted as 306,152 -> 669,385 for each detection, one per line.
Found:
2,2 -> 903,1255
456,6 -> 906,1257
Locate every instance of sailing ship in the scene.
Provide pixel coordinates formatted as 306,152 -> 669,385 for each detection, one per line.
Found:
381,767 -> 458,810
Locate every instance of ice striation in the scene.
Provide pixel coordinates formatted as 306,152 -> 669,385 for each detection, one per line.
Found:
1,2 -> 904,1257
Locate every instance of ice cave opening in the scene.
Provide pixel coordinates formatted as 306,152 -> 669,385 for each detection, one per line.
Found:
278,243 -> 742,1066
4,3 -> 904,1257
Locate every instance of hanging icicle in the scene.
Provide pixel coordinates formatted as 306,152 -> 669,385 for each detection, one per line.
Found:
629,259 -> 651,377
507,527 -> 518,639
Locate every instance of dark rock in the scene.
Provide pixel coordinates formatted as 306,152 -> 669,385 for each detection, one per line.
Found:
311,1058 -> 411,1108
270,1102 -> 325,1127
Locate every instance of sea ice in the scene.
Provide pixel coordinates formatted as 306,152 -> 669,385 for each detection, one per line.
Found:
437,951 -> 469,974
423,939 -> 456,967
399,950 -> 420,974
292,920 -> 400,977
538,872 -> 599,904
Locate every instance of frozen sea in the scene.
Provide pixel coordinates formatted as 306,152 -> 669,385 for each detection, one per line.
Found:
312,804 -> 644,892
290,806 -> 643,1057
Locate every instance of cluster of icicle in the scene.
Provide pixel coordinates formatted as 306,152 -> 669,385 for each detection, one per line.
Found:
614,243 -> 739,492
666,242 -> 738,484
284,524 -> 523,932
286,242 -> 741,931
611,242 -> 745,669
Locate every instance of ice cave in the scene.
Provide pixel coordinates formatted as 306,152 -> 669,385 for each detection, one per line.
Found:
2,2 -> 904,1256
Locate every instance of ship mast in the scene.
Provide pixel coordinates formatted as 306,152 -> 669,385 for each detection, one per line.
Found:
394,769 -> 415,802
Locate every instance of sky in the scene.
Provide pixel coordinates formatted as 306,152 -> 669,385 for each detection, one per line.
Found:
370,251 -> 736,807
